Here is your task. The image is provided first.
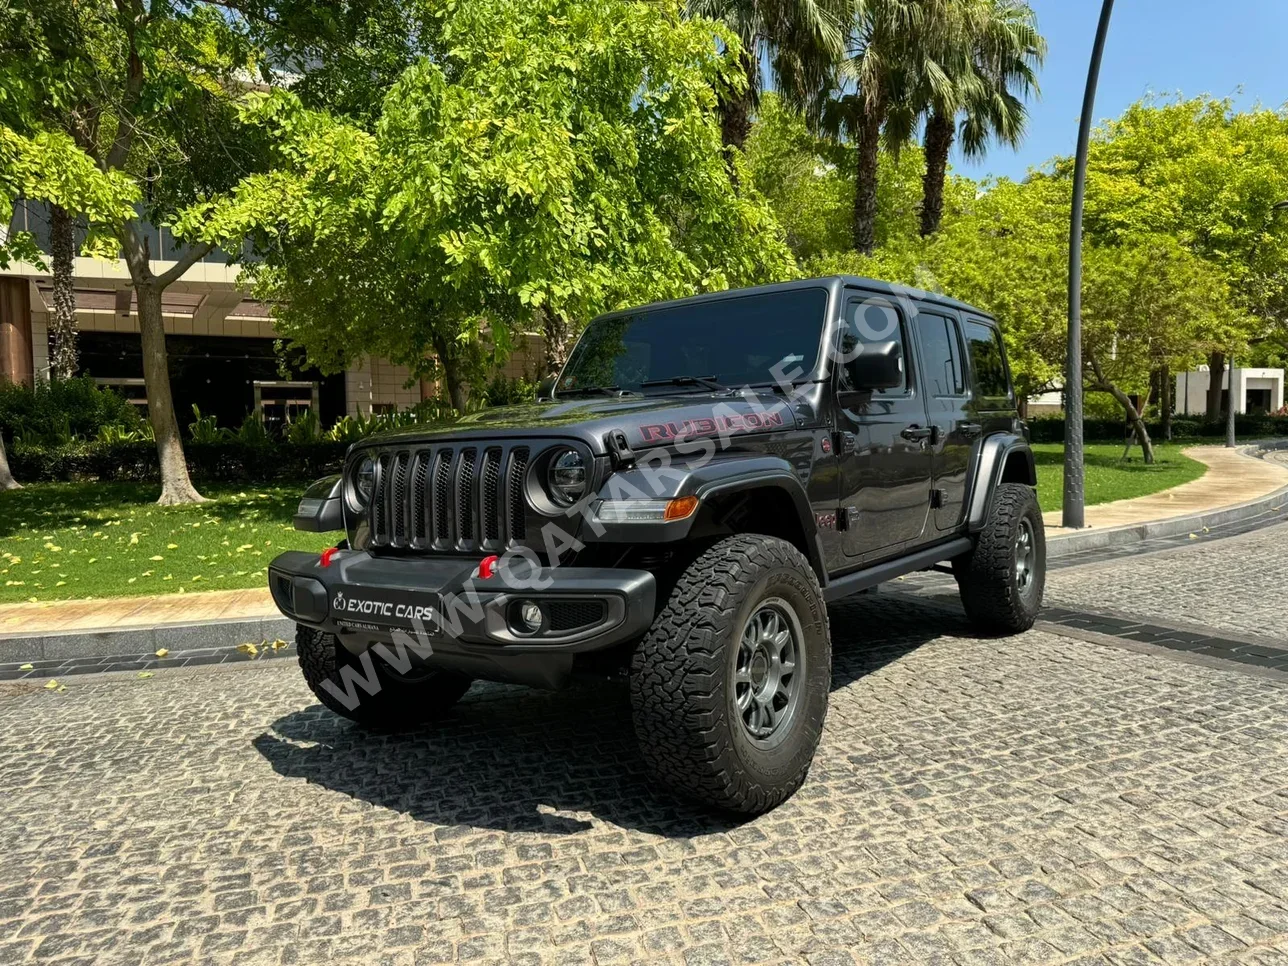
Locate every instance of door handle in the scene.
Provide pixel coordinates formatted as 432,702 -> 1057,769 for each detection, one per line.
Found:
901,426 -> 933,442
958,422 -> 983,438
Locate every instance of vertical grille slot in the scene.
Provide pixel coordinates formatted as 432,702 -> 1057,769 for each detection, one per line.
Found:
481,448 -> 503,546
456,448 -> 477,547
372,453 -> 392,543
507,447 -> 529,543
410,453 -> 430,544
390,452 -> 410,544
433,449 -> 453,542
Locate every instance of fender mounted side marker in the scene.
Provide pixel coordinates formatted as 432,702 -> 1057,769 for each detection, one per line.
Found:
477,555 -> 500,579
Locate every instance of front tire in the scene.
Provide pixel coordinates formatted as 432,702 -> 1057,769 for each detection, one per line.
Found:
296,625 -> 472,729
954,482 -> 1046,633
630,534 -> 831,814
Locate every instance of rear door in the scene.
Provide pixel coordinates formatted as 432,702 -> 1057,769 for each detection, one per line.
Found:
835,293 -> 934,560
912,310 -> 974,530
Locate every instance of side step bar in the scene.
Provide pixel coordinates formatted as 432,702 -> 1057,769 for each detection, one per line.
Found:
822,537 -> 974,603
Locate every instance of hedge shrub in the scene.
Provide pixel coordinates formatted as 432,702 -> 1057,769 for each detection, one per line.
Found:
0,377 -> 145,446
1027,414 -> 1288,444
10,440 -> 349,484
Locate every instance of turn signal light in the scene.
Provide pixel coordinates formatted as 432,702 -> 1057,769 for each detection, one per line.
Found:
664,496 -> 700,521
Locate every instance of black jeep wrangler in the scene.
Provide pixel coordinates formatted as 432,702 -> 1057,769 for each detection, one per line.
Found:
270,276 -> 1045,814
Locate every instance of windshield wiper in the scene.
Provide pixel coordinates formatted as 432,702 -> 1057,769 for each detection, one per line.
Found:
639,374 -> 727,392
558,385 -> 639,398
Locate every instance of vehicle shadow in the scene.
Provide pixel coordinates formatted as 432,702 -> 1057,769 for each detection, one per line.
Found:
252,591 -> 974,837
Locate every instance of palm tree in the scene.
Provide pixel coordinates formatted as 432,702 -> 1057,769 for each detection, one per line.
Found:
685,0 -> 851,153
914,0 -> 1044,237
819,0 -> 953,253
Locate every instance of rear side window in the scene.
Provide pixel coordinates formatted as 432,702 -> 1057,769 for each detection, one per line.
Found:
964,321 -> 1011,403
915,314 -> 965,397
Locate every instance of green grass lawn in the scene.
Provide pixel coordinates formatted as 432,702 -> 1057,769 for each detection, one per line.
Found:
0,446 -> 1208,603
0,482 -> 331,604
1033,442 -> 1208,513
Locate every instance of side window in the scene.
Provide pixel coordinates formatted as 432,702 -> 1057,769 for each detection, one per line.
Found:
964,321 -> 1012,404
839,297 -> 907,396
914,314 -> 965,397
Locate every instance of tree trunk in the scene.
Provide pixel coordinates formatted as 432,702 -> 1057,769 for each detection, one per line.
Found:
0,434 -> 19,490
1089,351 -> 1155,464
429,334 -> 469,412
48,205 -> 79,380
852,93 -> 885,255
920,110 -> 955,237
541,308 -> 571,376
717,47 -> 757,154
136,284 -> 204,504
1159,363 -> 1172,440
1206,350 -> 1225,421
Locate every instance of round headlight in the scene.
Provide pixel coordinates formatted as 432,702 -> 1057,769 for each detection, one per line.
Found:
350,455 -> 376,509
547,448 -> 587,507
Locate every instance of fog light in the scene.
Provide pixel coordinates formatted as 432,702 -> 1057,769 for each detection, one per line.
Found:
518,600 -> 544,633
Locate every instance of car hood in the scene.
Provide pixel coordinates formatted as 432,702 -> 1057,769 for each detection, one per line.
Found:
363,390 -> 809,452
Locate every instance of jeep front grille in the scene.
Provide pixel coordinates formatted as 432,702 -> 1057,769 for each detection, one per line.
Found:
368,444 -> 530,553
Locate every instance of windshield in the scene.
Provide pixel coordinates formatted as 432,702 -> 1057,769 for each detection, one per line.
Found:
557,288 -> 829,395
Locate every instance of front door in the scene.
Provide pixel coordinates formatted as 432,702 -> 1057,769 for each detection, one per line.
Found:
836,295 -> 934,560
912,311 -> 975,530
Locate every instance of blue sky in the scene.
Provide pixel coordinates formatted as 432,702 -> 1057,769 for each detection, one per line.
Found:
972,0 -> 1288,182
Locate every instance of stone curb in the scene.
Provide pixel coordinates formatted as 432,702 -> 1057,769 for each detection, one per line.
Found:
0,615 -> 296,664
1046,443 -> 1288,559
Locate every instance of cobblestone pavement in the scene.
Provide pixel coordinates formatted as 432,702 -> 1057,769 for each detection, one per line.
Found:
1046,520 -> 1288,643
4,589 -> 1288,966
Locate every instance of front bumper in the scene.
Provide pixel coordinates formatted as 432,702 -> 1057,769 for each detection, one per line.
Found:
267,550 -> 656,689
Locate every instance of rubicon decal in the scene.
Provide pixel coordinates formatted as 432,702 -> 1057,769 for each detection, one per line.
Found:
637,411 -> 786,444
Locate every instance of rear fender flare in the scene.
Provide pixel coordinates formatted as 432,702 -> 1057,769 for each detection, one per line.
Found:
966,434 -> 1037,531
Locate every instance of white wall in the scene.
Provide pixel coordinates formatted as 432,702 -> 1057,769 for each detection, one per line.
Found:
1175,368 -> 1284,416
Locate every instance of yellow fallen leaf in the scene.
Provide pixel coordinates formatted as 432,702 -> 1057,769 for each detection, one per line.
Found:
155,648 -> 169,658
150,555 -> 164,561
236,643 -> 259,657
19,663 -> 33,670
128,578 -> 137,584
45,679 -> 60,689
87,558 -> 97,564
129,533 -> 140,545
1189,533 -> 1199,540
138,671 -> 154,679
44,543 -> 61,552
55,581 -> 66,587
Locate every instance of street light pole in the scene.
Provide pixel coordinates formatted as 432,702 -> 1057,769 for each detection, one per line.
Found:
1064,0 -> 1116,530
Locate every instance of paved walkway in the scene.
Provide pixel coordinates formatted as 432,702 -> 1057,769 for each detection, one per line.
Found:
2,445 -> 1284,640
1043,444 -> 1288,534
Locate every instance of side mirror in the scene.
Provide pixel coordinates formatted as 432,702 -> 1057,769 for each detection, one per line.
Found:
846,341 -> 903,392
537,375 -> 557,401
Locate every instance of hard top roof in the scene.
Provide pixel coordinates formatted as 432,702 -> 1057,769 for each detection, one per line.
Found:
594,275 -> 996,324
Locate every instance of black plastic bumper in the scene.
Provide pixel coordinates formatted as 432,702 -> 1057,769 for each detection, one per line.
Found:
267,550 -> 656,689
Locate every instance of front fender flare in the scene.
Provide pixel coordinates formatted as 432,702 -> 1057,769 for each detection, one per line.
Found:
582,455 -> 823,574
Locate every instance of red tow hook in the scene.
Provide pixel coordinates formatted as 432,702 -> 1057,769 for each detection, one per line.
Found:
320,547 -> 340,568
477,554 -> 500,579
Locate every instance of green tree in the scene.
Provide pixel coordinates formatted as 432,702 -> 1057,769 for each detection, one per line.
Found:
683,0 -> 850,152
1080,97 -> 1288,417
198,0 -> 796,406
1082,236 -> 1245,461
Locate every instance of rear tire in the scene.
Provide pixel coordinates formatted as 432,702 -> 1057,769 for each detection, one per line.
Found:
630,534 -> 831,815
295,625 -> 472,729
954,483 -> 1046,633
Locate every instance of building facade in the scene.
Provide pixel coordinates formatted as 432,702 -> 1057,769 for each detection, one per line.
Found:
0,202 -> 542,431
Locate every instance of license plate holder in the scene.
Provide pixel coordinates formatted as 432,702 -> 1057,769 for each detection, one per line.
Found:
329,586 -> 443,634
